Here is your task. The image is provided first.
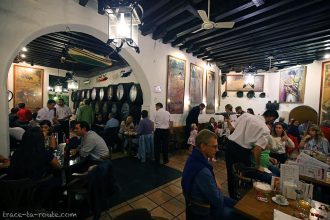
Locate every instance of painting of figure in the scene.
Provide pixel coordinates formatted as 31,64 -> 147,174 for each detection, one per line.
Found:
279,66 -> 306,103
166,55 -> 186,114
320,61 -> 330,125
206,70 -> 215,114
189,64 -> 203,107
14,65 -> 44,112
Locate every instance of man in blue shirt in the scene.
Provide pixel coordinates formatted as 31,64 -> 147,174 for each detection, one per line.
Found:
104,113 -> 119,129
182,129 -> 240,220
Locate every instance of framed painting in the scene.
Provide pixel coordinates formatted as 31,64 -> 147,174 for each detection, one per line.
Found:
279,66 -> 306,103
206,70 -> 215,114
225,75 -> 264,92
189,63 -> 204,107
319,61 -> 330,125
14,65 -> 44,112
166,55 -> 186,114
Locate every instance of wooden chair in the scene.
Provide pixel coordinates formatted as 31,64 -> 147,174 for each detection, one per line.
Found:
232,163 -> 257,201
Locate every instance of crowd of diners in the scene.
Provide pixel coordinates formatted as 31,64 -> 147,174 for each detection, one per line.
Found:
1,99 -> 330,219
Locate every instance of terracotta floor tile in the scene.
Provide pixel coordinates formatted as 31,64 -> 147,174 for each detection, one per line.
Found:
126,194 -> 145,203
130,197 -> 158,211
150,206 -> 174,219
147,190 -> 172,205
161,184 -> 182,197
109,205 -> 133,218
161,198 -> 185,216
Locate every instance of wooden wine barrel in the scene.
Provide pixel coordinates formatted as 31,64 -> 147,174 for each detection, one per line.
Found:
116,83 -> 133,102
128,84 -> 143,105
106,84 -> 117,101
99,87 -> 106,101
91,87 -> 99,101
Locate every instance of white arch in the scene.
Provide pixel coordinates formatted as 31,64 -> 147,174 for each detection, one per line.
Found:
0,0 -> 151,156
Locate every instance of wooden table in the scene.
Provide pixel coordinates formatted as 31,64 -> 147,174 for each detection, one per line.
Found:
300,175 -> 330,188
234,188 -> 298,220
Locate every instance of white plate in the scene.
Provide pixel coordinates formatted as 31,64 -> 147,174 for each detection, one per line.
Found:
272,197 -> 289,206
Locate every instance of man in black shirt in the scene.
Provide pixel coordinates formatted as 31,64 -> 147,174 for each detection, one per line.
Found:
185,103 -> 205,147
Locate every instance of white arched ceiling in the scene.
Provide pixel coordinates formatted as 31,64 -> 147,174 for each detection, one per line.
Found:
0,0 -> 151,156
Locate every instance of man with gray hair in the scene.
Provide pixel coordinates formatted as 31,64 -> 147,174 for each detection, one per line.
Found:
181,129 -> 239,219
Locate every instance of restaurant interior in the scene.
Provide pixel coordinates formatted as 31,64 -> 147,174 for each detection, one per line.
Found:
0,0 -> 330,219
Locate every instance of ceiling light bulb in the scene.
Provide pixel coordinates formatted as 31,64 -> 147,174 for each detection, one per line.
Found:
117,13 -> 130,38
20,54 -> 26,58
324,54 -> 330,59
22,47 -> 28,52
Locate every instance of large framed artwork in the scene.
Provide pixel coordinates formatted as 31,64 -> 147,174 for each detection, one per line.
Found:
279,66 -> 306,103
166,55 -> 186,114
225,75 -> 264,92
206,70 -> 215,114
319,61 -> 330,124
14,65 -> 44,112
189,63 -> 204,107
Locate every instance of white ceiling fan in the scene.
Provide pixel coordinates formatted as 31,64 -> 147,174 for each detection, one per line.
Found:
266,56 -> 279,73
193,0 -> 235,33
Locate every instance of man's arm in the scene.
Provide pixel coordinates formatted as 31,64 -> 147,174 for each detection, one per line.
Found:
252,145 -> 264,172
79,138 -> 96,157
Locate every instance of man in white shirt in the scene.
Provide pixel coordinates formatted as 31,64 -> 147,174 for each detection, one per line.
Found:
152,102 -> 172,165
224,104 -> 237,136
225,110 -> 279,199
36,99 -> 58,125
56,98 -> 72,139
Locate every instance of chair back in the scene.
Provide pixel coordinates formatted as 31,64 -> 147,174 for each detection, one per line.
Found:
232,163 -> 255,200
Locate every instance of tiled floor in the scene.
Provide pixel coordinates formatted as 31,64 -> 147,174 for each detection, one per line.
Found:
92,150 -> 228,220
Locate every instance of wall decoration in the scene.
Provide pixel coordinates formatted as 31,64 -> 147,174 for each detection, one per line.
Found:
279,66 -> 306,103
206,70 -> 215,114
319,61 -> 330,125
166,55 -> 186,114
225,75 -> 264,92
189,63 -> 204,107
14,65 -> 44,112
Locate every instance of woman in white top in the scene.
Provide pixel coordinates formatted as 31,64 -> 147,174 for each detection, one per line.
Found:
299,124 -> 329,156
269,122 -> 294,164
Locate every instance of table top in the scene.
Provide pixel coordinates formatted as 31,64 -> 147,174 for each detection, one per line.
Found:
300,175 -> 330,188
234,188 -> 298,220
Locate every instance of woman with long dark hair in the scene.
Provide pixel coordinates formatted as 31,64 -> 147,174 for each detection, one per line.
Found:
269,122 -> 295,164
299,124 -> 329,155
8,126 -> 61,179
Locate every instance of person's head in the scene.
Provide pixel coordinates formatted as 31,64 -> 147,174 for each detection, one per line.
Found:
195,129 -> 218,158
225,104 -> 233,112
199,103 -> 205,111
293,120 -> 299,126
272,122 -> 285,137
18,103 -> 25,109
21,126 -> 45,150
11,107 -> 19,114
47,99 -> 56,110
96,114 -> 103,122
191,123 -> 198,130
209,117 -> 215,124
247,108 -> 254,115
58,98 -> 65,106
126,116 -> 133,124
262,110 -> 279,124
235,106 -> 243,114
39,120 -> 52,134
79,101 -> 85,108
108,113 -> 113,119
279,117 -> 285,123
74,121 -> 90,136
155,102 -> 163,111
84,99 -> 91,106
141,110 -> 148,119
307,124 -> 323,140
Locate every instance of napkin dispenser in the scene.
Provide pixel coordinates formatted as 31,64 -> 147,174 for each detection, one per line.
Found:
283,181 -> 297,200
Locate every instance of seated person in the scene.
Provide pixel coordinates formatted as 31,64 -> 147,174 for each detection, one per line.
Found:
7,127 -> 61,180
137,110 -> 154,163
91,113 -> 106,136
40,120 -> 57,149
0,155 -> 10,176
269,122 -> 295,164
70,121 -> 109,161
118,116 -> 136,151
299,124 -> 329,155
9,107 -> 19,127
182,129 -> 241,220
206,117 -> 218,133
104,113 -> 119,130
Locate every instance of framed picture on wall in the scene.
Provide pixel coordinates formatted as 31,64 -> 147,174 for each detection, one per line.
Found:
189,63 -> 204,107
225,75 -> 264,92
206,70 -> 215,114
319,61 -> 330,125
279,66 -> 307,103
14,65 -> 44,112
166,55 -> 186,114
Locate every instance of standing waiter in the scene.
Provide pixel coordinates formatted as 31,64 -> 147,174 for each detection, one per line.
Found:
56,98 -> 72,140
152,103 -> 172,165
225,109 -> 278,198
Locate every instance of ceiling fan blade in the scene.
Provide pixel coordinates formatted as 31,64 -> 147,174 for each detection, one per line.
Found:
192,27 -> 203,33
214,22 -> 235,29
197,10 -> 209,23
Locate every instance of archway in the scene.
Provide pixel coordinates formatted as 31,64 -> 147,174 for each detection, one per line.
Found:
0,1 -> 151,156
289,105 -> 318,124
